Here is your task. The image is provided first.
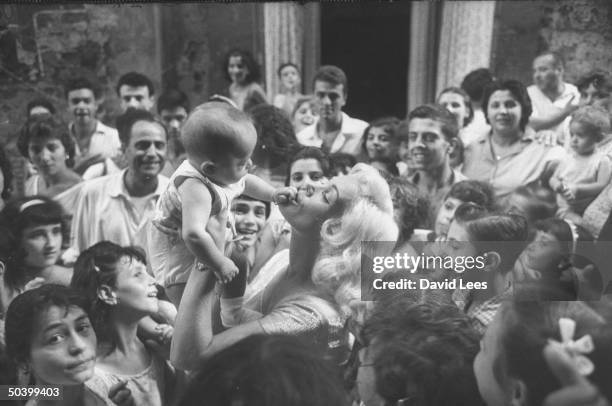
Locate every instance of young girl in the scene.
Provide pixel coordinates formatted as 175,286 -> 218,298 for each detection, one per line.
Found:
223,49 -> 267,111
273,63 -> 304,116
4,284 -> 131,406
361,117 -> 401,178
474,300 -> 612,406
0,197 -> 72,315
550,106 -> 612,218
291,96 -> 318,134
70,242 -> 179,406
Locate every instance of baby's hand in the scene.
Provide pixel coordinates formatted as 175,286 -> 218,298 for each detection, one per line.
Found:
214,257 -> 239,284
273,186 -> 298,205
561,184 -> 577,202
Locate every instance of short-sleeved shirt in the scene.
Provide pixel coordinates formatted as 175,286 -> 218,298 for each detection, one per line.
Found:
297,112 -> 368,157
527,82 -> 580,147
462,128 -> 566,198
71,120 -> 122,160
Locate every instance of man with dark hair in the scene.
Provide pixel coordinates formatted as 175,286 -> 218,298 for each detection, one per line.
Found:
403,104 -> 466,228
116,71 -> 155,112
65,77 -> 121,178
71,109 -> 169,254
296,65 -> 367,157
527,51 -> 580,145
461,68 -> 494,144
157,89 -> 190,175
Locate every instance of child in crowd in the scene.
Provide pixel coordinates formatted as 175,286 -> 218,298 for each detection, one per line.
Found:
273,62 -> 304,116
433,180 -> 496,241
71,242 -> 180,406
504,183 -> 557,226
5,284 -> 132,406
148,102 -> 296,306
0,197 -> 72,315
550,106 -> 612,218
474,300 -> 612,406
291,96 -> 318,134
361,117 -> 401,177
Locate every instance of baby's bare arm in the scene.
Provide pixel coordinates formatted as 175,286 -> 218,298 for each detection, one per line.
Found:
574,158 -> 612,199
179,179 -> 228,269
243,174 -> 276,202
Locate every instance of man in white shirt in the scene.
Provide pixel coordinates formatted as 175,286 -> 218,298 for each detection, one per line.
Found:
65,77 -> 121,176
71,109 -> 169,254
527,52 -> 580,146
296,65 -> 367,157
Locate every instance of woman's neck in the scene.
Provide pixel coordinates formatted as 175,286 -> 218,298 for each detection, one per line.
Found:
110,313 -> 142,354
42,168 -> 72,187
491,130 -> 521,147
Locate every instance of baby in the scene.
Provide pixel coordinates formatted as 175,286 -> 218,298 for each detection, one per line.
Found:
550,105 -> 612,218
148,102 -> 296,305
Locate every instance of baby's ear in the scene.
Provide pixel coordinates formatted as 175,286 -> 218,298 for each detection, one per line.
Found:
200,161 -> 216,176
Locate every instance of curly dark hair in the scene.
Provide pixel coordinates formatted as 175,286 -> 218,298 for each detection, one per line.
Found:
0,196 -> 69,291
362,298 -> 484,406
248,104 -> 300,172
17,114 -> 76,168
5,284 -> 91,365
285,146 -> 331,186
70,241 -> 147,353
446,180 -> 496,212
180,334 -> 349,406
223,49 -> 261,84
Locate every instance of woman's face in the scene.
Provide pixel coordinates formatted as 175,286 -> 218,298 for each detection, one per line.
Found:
435,197 -> 463,237
289,158 -> 326,190
29,137 -> 68,176
228,55 -> 249,85
231,198 -> 267,247
439,92 -> 470,129
280,65 -> 300,90
28,305 -> 96,385
113,256 -> 159,316
279,174 -> 360,231
365,126 -> 395,161
487,90 -> 522,135
523,230 -> 563,272
473,310 -> 509,406
293,101 -> 317,132
22,223 -> 63,269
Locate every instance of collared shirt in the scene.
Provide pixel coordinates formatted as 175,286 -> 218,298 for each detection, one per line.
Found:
410,167 -> 467,228
71,120 -> 122,160
296,112 -> 368,157
71,170 -> 169,253
452,285 -> 511,335
462,128 -> 566,199
527,82 -> 580,147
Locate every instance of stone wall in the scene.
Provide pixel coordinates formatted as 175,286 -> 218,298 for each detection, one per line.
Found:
492,0 -> 612,85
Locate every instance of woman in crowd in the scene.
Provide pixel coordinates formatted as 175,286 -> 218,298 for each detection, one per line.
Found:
437,86 -> 478,147
4,284 -> 132,406
361,117 -> 401,178
0,196 -> 72,316
18,115 -> 81,199
462,80 -> 566,200
273,62 -> 304,116
71,242 -> 179,406
171,164 -> 398,370
291,96 -> 318,134
179,334 -> 349,406
223,49 -> 267,111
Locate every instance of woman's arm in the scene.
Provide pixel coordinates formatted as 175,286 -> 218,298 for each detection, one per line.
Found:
287,226 -> 320,278
170,266 -> 265,370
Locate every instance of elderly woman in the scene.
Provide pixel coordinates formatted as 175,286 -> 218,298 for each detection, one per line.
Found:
462,80 -> 566,200
171,164 -> 398,369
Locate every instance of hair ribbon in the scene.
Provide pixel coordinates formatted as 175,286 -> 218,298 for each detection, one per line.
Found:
548,317 -> 594,376
19,199 -> 46,213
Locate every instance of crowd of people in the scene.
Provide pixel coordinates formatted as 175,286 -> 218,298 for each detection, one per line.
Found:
0,46 -> 610,406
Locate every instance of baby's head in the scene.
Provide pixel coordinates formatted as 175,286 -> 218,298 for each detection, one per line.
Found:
474,300 -> 612,406
182,102 -> 257,185
569,105 -> 611,155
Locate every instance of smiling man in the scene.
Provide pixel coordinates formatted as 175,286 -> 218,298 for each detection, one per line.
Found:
71,109 -> 169,254
296,65 -> 367,158
403,104 -> 466,227
65,77 -> 121,176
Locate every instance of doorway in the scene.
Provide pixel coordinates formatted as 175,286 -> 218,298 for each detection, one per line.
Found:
320,3 -> 411,121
